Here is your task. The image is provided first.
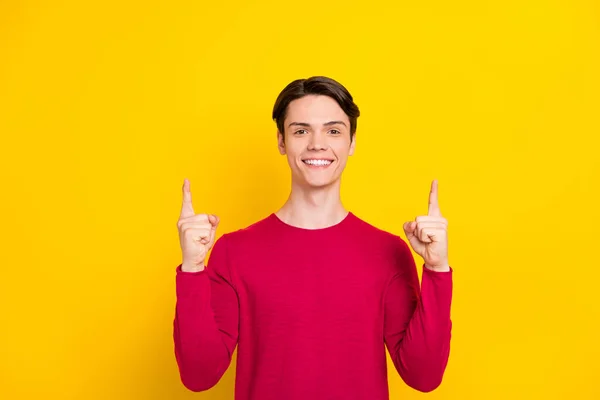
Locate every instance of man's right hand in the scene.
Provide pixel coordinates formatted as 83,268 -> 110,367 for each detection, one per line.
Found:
177,178 -> 220,272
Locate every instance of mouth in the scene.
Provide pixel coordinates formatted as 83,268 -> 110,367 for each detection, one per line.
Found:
302,158 -> 334,168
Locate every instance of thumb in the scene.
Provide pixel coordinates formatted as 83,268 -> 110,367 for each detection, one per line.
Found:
208,214 -> 220,229
207,214 -> 220,248
403,221 -> 422,252
403,221 -> 416,235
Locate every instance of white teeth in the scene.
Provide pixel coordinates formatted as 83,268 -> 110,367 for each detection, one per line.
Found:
304,159 -> 332,166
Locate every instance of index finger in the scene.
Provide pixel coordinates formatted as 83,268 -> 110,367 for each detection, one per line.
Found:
180,178 -> 195,218
428,179 -> 441,217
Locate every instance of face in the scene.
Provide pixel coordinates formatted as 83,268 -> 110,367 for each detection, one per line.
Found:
278,95 -> 356,189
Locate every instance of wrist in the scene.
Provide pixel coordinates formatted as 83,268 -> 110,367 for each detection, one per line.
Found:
424,263 -> 451,272
181,263 -> 205,273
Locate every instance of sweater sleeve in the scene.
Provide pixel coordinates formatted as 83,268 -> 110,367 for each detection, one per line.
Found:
173,234 -> 240,392
383,237 -> 453,393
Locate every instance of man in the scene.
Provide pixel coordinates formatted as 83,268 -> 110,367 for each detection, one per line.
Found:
173,76 -> 453,399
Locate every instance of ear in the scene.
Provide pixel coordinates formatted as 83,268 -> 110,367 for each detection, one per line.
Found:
277,130 -> 286,155
349,133 -> 356,156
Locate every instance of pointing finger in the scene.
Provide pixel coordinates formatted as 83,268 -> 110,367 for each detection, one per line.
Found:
180,178 -> 195,218
428,179 -> 441,217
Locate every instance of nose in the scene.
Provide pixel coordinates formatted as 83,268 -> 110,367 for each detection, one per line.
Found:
308,131 -> 327,151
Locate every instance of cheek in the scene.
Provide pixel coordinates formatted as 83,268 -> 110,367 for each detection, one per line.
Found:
332,143 -> 351,160
283,144 -> 299,159
286,149 -> 303,167
287,153 -> 297,165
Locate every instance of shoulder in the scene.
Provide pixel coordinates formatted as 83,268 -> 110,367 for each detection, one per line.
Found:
349,212 -> 415,278
208,214 -> 274,275
215,213 -> 275,248
350,211 -> 408,248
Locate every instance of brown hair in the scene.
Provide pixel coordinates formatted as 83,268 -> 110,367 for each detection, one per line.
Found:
272,76 -> 360,141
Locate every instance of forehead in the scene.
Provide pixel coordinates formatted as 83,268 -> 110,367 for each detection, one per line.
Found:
285,95 -> 349,125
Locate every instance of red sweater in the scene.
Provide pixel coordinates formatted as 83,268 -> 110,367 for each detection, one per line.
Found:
173,212 -> 453,399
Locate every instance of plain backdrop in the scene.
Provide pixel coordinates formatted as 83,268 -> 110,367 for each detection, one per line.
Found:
1,0 -> 599,399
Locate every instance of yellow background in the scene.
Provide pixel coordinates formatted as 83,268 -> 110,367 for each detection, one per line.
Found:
1,0 -> 599,399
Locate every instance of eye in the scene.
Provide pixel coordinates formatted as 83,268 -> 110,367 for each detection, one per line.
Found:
329,129 -> 341,135
295,129 -> 308,135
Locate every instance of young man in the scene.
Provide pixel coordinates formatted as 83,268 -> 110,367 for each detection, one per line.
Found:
173,76 -> 453,400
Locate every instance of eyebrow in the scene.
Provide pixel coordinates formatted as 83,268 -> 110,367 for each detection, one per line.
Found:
287,121 -> 348,128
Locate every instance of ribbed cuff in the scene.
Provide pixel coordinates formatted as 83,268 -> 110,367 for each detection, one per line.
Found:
175,264 -> 211,300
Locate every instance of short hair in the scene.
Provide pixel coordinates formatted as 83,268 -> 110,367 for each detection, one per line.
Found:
272,76 -> 360,140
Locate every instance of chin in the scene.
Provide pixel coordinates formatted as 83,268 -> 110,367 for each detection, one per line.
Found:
303,178 -> 339,189
291,170 -> 341,189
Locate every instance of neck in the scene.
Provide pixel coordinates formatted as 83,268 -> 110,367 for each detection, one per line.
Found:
275,178 -> 348,229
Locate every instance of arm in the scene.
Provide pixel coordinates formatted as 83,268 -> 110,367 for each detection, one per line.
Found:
383,237 -> 453,393
173,234 -> 239,392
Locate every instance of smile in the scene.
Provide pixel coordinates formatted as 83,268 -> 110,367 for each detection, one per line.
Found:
302,159 -> 333,167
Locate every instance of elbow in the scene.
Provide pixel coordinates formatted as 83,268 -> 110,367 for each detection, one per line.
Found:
179,369 -> 219,392
398,357 -> 448,393
407,376 -> 444,393
175,351 -> 231,392
174,341 -> 230,392
175,354 -> 221,392
397,341 -> 451,393
181,377 -> 214,393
